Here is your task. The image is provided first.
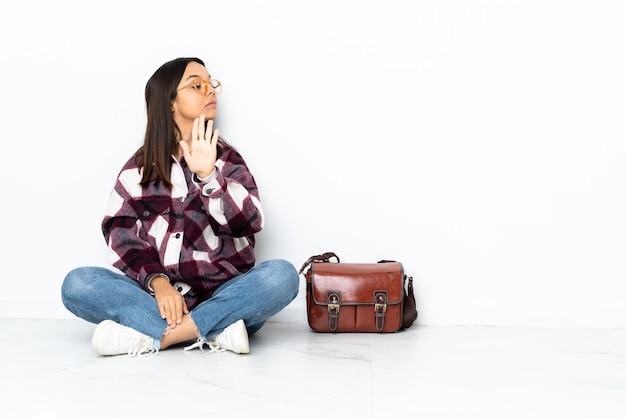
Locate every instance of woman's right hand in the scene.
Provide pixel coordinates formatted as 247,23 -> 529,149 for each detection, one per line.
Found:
179,115 -> 219,179
151,276 -> 189,328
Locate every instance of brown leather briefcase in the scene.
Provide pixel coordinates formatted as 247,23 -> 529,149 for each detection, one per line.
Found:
299,252 -> 417,333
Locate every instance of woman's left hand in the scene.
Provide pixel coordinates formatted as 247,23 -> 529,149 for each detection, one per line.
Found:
179,114 -> 219,178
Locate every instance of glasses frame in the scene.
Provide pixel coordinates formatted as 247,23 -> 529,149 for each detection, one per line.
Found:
177,77 -> 222,95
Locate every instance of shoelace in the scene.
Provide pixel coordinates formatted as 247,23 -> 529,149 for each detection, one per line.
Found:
184,336 -> 225,354
128,338 -> 157,357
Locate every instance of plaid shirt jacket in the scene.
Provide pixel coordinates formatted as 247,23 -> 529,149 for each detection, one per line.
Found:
102,146 -> 263,310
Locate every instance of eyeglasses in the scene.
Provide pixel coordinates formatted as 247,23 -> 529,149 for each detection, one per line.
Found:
178,78 -> 222,95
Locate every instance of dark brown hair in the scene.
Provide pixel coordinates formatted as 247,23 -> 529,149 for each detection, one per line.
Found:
135,57 -> 227,188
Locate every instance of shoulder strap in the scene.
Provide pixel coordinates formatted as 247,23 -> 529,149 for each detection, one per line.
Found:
298,252 -> 340,275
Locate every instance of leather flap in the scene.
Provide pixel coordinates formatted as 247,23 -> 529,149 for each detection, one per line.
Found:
310,262 -> 404,306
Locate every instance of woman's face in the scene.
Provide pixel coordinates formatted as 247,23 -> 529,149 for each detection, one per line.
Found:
171,61 -> 219,136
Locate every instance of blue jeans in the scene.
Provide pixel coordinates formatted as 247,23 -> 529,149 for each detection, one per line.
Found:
61,259 -> 299,349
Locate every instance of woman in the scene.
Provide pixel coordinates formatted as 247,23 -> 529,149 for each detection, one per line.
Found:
61,57 -> 299,357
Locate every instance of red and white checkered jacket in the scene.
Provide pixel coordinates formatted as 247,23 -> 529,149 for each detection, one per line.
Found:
102,146 -> 263,309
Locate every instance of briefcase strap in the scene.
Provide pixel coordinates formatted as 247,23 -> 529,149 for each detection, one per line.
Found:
327,291 -> 341,331
374,291 -> 388,331
298,251 -> 340,275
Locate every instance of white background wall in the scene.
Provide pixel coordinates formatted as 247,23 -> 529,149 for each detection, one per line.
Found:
1,0 -> 624,327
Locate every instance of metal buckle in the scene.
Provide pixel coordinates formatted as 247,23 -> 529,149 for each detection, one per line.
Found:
328,293 -> 340,313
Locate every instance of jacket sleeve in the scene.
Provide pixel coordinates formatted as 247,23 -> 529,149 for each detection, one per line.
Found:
101,165 -> 167,291
194,148 -> 264,238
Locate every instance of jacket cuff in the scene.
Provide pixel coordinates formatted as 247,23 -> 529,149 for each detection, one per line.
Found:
146,273 -> 170,295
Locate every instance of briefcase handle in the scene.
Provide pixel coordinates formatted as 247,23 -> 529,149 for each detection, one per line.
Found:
298,251 -> 340,275
299,252 -> 402,275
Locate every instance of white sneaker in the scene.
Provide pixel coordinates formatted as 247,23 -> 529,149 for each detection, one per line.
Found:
184,319 -> 249,354
92,320 -> 157,357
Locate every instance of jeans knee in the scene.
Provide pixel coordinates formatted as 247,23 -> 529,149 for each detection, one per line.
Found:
61,267 -> 98,304
266,259 -> 300,298
61,268 -> 81,302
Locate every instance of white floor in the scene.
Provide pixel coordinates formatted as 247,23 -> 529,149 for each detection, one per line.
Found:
2,318 -> 626,418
